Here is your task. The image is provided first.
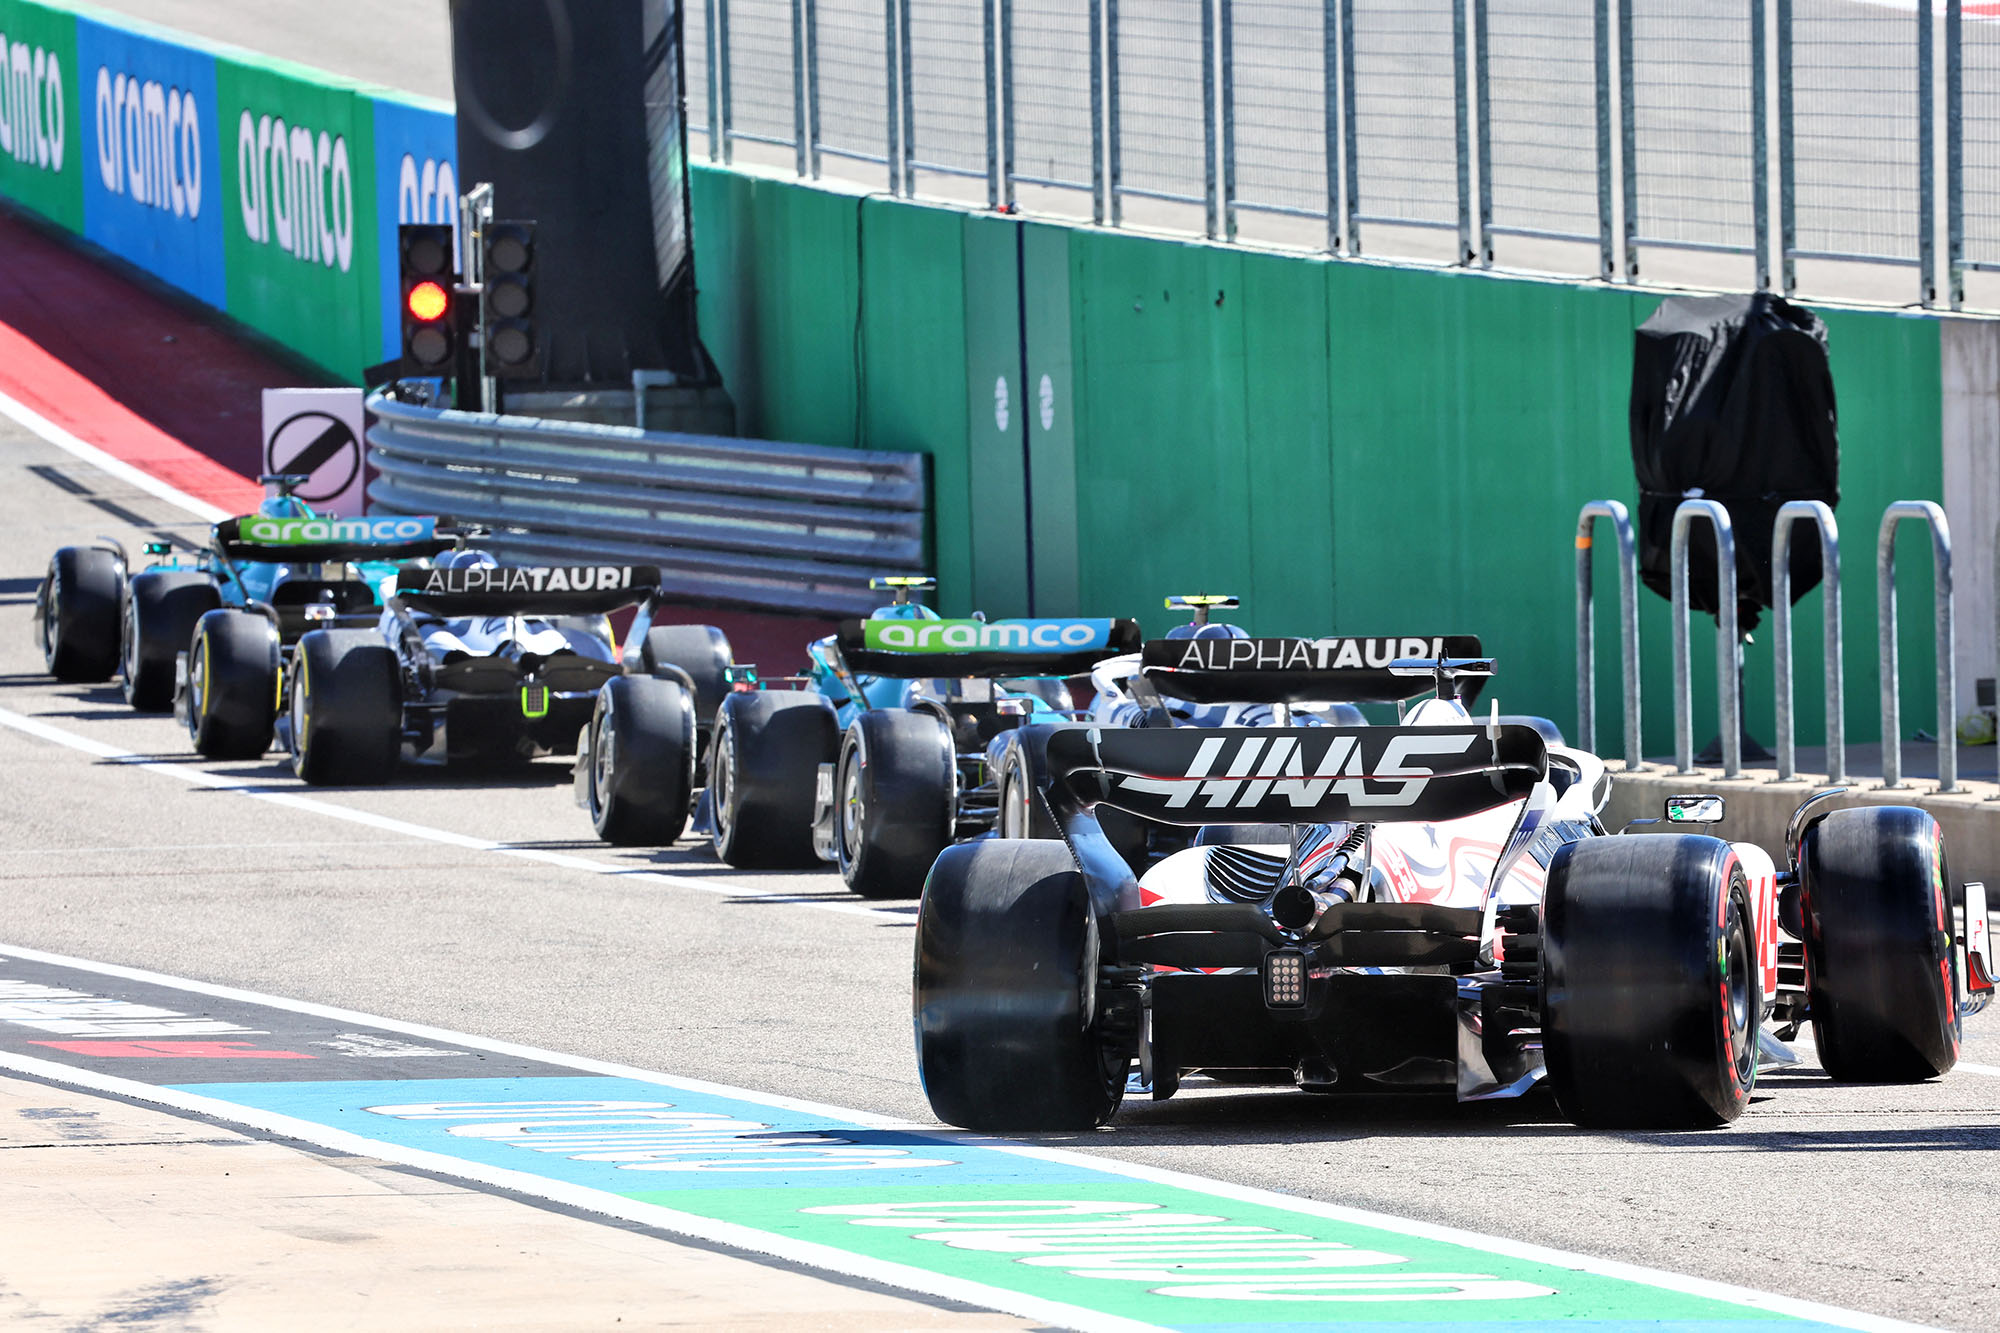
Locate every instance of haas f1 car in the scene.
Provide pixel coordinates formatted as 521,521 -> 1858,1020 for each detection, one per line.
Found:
915,637 -> 1993,1132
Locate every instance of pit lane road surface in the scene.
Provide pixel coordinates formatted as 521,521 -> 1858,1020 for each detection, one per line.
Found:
2,408 -> 1998,1328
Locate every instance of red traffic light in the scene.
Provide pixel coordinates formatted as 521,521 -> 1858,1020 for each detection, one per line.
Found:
407,280 -> 450,323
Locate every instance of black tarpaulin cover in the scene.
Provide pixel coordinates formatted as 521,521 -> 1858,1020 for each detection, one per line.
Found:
1629,293 -> 1839,632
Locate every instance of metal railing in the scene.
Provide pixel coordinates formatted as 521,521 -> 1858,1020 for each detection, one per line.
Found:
1574,499 -> 1641,770
364,387 -> 928,617
1670,499 -> 1741,777
1771,499 -> 1843,784
690,1 -> 2000,307
1878,501 -> 1956,792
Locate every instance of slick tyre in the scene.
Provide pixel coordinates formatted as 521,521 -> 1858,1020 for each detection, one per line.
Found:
641,625 -> 734,728
915,840 -> 1128,1132
995,734 -> 1061,841
122,571 -> 219,711
585,675 -> 696,846
39,546 -> 124,681
835,711 -> 954,899
1542,835 -> 1758,1129
1802,806 -> 1959,1082
290,630 -> 402,785
709,690 -> 836,868
186,610 -> 279,759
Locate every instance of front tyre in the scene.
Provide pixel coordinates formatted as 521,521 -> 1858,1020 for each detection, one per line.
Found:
709,690 -> 836,868
1542,835 -> 1758,1129
122,571 -> 219,711
585,675 -> 696,845
290,630 -> 402,785
186,610 -> 279,759
39,547 -> 124,681
1803,806 -> 1959,1082
835,710 -> 954,899
915,840 -> 1128,1132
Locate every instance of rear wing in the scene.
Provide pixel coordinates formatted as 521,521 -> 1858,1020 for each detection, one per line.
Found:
1141,634 -> 1485,704
836,617 -> 1142,679
394,564 -> 661,616
1044,722 -> 1546,826
216,515 -> 458,564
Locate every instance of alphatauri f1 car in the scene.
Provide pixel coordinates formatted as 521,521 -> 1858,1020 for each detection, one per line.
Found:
705,577 -> 1140,897
915,638 -> 1992,1132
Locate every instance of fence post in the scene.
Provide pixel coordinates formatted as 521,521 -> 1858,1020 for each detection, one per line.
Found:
1107,0 -> 1123,226
1324,0 -> 1341,253
718,0 -> 735,166
883,0 -> 900,193
1779,0 -> 1795,293
1771,501 -> 1843,783
1576,500 -> 1643,771
1088,0 -> 1103,223
1753,0 -> 1768,290
1595,0 -> 1612,279
1220,0 -> 1238,243
898,0 -> 915,194
805,0 -> 822,178
1341,0 -> 1360,256
791,0 -> 808,177
984,0 -> 1000,209
1921,0 -> 1936,307
1671,499 -> 1742,777
1619,0 -> 1636,279
1474,0 -> 1491,267
1453,0 -> 1472,264
1950,0 -> 1964,309
1878,501 -> 1956,792
1202,0 -> 1219,240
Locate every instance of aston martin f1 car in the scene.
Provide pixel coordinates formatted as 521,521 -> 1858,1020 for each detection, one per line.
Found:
915,638 -> 1991,1132
704,577 -> 1141,898
32,476 -> 439,721
271,554 -> 731,787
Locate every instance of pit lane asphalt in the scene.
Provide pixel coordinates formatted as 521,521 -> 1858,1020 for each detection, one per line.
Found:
4,420 -> 2000,1330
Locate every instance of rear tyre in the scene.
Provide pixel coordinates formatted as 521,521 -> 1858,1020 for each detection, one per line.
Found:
585,675 -> 696,845
40,547 -> 124,681
915,840 -> 1127,1131
642,625 -> 734,728
1803,806 -> 1959,1082
835,711 -> 954,899
122,571 -> 219,711
1542,835 -> 1758,1129
186,610 -> 279,759
709,690 -> 836,868
996,737 -> 1061,840
290,630 -> 402,785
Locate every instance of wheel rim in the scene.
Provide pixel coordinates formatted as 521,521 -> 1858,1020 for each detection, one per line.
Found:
120,597 -> 139,696
41,580 -> 59,671
1000,756 -> 1028,839
1722,889 -> 1756,1089
189,633 -> 211,733
710,720 -> 735,850
591,707 -> 615,816
839,747 -> 864,868
290,652 -> 310,756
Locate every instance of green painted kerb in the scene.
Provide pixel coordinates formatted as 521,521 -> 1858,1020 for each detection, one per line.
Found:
627,1182 -> 1825,1329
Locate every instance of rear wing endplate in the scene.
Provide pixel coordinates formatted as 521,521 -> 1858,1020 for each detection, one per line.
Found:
1045,722 -> 1547,826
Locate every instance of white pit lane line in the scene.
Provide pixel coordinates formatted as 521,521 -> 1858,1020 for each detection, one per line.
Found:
0,940 -> 1939,1333
0,705 -> 907,924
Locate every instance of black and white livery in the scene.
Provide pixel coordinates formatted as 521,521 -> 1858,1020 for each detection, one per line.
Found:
915,640 -> 1992,1132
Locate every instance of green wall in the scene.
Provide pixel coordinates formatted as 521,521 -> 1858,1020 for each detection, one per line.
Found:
688,164 -> 1945,758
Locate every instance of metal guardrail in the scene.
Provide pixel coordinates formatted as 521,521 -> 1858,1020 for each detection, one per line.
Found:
1574,499 -> 1641,771
363,387 -> 928,618
1878,500 -> 1956,792
1670,499 -> 1741,778
1771,500 -> 1843,784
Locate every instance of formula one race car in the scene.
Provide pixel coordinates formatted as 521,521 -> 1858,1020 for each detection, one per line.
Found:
915,637 -> 1989,1132
273,554 -> 732,789
32,476 -> 435,715
705,577 -> 1140,897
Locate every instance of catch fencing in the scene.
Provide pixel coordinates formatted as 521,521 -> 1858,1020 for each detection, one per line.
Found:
688,0 -> 1996,307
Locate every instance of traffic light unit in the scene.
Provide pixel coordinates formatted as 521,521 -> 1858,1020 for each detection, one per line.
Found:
483,221 -> 537,379
398,223 -> 458,378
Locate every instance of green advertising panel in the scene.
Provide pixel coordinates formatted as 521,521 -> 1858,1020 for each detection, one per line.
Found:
214,52 -> 376,379
0,0 -> 82,232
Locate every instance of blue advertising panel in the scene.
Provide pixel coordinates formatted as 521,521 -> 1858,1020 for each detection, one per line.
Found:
74,17 -> 224,307
370,95 -> 456,364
